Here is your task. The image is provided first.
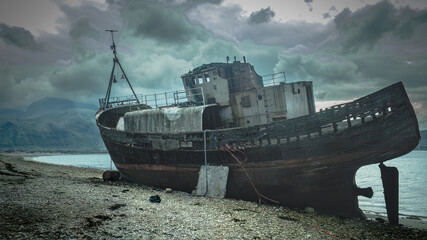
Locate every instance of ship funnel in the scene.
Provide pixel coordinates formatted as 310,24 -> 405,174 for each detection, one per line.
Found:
234,56 -> 237,62
243,56 -> 246,63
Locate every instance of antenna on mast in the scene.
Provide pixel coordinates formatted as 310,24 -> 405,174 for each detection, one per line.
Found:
103,30 -> 140,109
105,30 -> 118,57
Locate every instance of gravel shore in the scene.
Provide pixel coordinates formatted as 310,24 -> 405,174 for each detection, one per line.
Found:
1,154 -> 426,239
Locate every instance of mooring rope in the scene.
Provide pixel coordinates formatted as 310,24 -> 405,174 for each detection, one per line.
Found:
219,143 -> 342,238
220,144 -> 279,204
216,143 -> 344,238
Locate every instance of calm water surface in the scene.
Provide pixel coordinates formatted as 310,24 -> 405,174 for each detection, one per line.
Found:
31,154 -> 117,170
356,150 -> 426,219
31,151 -> 426,219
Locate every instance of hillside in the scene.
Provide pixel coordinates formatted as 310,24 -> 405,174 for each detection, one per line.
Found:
0,97 -> 105,152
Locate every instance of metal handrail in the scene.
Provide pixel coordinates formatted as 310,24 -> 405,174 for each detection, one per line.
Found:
99,72 -> 285,109
227,72 -> 286,93
99,87 -> 205,109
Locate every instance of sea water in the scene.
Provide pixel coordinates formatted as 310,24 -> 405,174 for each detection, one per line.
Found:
356,150 -> 427,220
31,154 -> 117,171
30,151 -> 426,220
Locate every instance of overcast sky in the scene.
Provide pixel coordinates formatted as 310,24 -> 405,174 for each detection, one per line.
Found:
0,0 -> 426,129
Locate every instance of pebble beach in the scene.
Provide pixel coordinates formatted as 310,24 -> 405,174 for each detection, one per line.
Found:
1,154 -> 426,239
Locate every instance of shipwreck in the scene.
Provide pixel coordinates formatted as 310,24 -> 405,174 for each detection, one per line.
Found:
96,31 -> 420,220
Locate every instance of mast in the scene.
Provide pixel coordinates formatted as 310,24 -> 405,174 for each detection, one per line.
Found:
103,30 -> 140,109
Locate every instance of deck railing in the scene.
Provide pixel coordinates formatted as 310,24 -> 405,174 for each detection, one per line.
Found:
207,82 -> 408,149
99,87 -> 205,109
262,72 -> 286,86
227,72 -> 286,93
99,72 -> 285,109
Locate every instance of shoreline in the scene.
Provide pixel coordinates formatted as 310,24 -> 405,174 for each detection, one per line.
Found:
23,152 -> 427,228
1,151 -> 108,158
365,213 -> 427,231
1,154 -> 426,239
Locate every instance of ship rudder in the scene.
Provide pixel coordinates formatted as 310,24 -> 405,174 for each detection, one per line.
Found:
379,162 -> 399,225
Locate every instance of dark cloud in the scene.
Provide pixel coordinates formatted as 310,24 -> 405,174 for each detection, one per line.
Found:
107,0 -> 223,9
304,0 -> 314,12
394,7 -> 427,39
183,0 -> 224,7
0,23 -> 43,51
334,7 -> 351,24
0,0 -> 426,129
69,18 -> 99,40
57,1 -> 123,43
49,47 -> 106,94
334,1 -> 427,53
274,53 -> 373,103
272,2 -> 427,108
105,0 -> 124,6
350,53 -> 427,89
187,4 -> 337,51
323,6 -> 337,19
335,1 -> 398,53
0,1 -> 124,109
124,1 -> 206,44
248,7 -> 275,25
271,2 -> 427,128
274,54 -> 358,85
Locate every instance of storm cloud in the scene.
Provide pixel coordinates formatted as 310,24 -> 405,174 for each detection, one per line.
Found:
125,1 -> 205,44
323,6 -> 337,19
0,23 -> 42,50
304,0 -> 314,12
248,7 -> 275,25
335,1 -> 427,53
69,18 -> 99,41
0,0 -> 426,129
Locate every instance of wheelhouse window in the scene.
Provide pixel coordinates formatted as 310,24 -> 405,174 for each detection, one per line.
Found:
204,74 -> 210,82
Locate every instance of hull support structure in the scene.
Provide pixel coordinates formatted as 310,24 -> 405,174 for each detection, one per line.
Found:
380,163 -> 399,224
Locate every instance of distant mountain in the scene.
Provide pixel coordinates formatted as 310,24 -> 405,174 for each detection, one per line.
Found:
0,97 -> 104,152
25,97 -> 97,119
0,108 -> 25,118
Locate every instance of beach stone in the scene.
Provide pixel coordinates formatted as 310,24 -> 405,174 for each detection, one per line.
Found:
165,188 -> 173,193
304,207 -> 315,214
102,170 -> 120,181
149,195 -> 161,203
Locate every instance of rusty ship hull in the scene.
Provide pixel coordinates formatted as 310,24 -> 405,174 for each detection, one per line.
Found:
97,82 -> 420,218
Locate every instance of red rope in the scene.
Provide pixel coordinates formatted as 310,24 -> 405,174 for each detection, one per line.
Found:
308,223 -> 338,238
220,145 -> 279,204
220,144 -> 342,239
